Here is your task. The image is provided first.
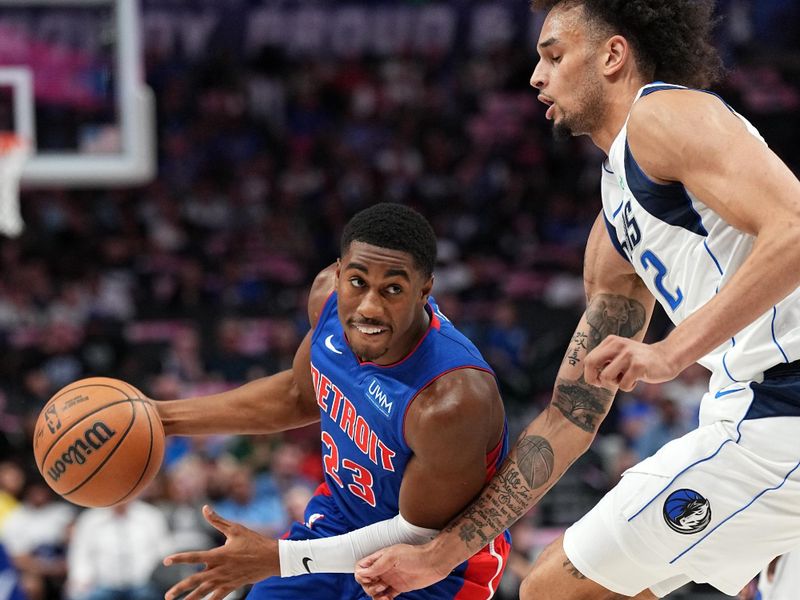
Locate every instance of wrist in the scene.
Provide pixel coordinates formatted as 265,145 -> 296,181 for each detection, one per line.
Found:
424,535 -> 466,577
153,400 -> 180,436
655,335 -> 692,375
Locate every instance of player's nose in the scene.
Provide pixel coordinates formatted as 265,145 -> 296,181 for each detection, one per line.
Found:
357,289 -> 383,319
530,61 -> 546,89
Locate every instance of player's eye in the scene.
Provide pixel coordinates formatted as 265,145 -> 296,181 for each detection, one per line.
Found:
552,55 -> 562,64
349,277 -> 365,288
386,284 -> 402,295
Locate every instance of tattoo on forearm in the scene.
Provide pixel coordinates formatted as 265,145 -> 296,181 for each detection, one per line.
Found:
448,434 -> 556,550
445,295 -> 647,554
567,332 -> 588,366
556,294 -> 645,432
517,436 -> 554,489
585,293 -> 646,348
553,377 -> 613,433
563,559 -> 587,580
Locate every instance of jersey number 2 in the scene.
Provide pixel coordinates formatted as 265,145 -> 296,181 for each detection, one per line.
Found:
641,250 -> 683,310
321,432 -> 377,507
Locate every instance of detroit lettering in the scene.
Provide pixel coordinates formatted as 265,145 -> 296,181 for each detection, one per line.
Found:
46,421 -> 117,482
310,363 -> 396,472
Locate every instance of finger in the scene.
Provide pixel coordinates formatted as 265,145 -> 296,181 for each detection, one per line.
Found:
359,581 -> 388,595
356,553 -> 380,570
164,551 -> 210,566
202,505 -> 232,534
584,362 -> 601,385
356,551 -> 388,576
183,580 -> 217,600
371,588 -> 400,600
618,367 -> 642,392
209,587 -> 235,600
583,348 -> 613,386
598,353 -> 629,387
165,571 -> 209,600
354,572 -> 376,584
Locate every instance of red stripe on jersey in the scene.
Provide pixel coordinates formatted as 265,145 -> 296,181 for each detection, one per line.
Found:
484,434 -> 505,483
313,482 -> 332,497
453,535 -> 511,600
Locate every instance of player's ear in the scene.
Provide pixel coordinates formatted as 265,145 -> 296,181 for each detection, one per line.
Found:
335,258 -> 342,281
421,275 -> 434,300
602,34 -> 629,77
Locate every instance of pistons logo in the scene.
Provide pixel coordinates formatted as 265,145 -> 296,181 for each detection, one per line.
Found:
663,489 -> 711,534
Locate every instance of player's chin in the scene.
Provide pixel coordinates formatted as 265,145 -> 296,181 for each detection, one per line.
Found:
552,120 -> 574,141
352,339 -> 391,363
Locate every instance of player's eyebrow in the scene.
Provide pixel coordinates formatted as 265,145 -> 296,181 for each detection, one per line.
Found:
384,268 -> 410,281
345,263 -> 410,281
345,262 -> 369,273
538,37 -> 560,50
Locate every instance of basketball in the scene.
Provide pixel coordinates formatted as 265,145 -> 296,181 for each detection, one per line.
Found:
32,377 -> 165,508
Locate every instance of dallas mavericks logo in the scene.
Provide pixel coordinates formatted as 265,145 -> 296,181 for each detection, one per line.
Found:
663,489 -> 712,534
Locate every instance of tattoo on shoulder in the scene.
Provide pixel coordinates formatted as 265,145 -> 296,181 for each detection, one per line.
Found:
553,377 -> 613,433
585,293 -> 646,348
563,559 -> 587,580
516,436 -> 555,490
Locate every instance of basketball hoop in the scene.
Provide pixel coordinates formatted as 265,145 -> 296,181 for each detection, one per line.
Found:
0,132 -> 29,237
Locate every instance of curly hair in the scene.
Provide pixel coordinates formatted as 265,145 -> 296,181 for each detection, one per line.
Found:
341,203 -> 437,278
531,0 -> 723,88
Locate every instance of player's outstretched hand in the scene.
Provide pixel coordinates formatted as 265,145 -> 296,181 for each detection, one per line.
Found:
163,505 -> 279,600
355,544 -> 449,600
584,336 -> 682,391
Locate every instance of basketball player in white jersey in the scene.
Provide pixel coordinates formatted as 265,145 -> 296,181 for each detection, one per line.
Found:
355,1 -> 800,599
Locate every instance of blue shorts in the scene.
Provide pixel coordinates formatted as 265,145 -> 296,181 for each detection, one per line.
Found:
248,486 -> 510,600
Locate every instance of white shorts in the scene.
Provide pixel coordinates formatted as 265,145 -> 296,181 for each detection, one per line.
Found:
563,407 -> 800,597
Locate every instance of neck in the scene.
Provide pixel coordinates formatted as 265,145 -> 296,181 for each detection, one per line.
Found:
589,76 -> 648,154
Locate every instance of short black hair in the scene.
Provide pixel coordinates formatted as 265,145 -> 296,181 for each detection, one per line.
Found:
532,0 -> 723,88
340,203 -> 437,278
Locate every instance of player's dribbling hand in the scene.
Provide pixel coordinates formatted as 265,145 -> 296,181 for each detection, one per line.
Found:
355,544 -> 449,599
584,336 -> 682,391
163,505 -> 279,600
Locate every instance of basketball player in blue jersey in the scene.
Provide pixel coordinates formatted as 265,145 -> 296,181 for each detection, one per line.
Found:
153,202 -> 511,600
356,2 -> 800,600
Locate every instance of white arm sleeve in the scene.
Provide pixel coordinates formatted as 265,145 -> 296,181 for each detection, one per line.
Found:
278,513 -> 438,576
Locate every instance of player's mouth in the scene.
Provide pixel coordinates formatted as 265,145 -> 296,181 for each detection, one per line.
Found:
350,322 -> 390,337
538,94 -> 556,120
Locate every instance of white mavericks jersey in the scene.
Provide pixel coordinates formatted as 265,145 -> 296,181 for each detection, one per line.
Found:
602,82 -> 800,421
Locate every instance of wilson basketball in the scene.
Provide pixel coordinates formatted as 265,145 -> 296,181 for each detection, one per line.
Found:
32,377 -> 165,508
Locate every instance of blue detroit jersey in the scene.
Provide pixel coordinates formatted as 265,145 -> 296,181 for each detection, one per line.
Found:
309,292 -> 506,529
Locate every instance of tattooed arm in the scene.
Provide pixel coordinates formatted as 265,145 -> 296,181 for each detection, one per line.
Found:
355,214 -> 655,598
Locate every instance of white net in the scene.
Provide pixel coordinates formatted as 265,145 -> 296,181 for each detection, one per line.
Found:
0,133 -> 29,237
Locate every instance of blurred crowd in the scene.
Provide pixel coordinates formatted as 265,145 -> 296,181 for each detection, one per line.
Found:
1,1 -> 800,599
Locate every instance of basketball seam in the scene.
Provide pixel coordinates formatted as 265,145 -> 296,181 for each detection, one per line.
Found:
60,399 -> 139,497
37,382 -> 140,470
111,399 -> 156,507
38,397 -> 137,472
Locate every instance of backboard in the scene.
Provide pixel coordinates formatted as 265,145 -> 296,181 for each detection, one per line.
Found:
0,0 -> 155,187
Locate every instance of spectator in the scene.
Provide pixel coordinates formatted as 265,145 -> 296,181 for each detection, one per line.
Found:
66,501 -> 168,600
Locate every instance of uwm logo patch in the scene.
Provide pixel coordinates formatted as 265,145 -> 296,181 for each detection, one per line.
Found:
365,377 -> 394,418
